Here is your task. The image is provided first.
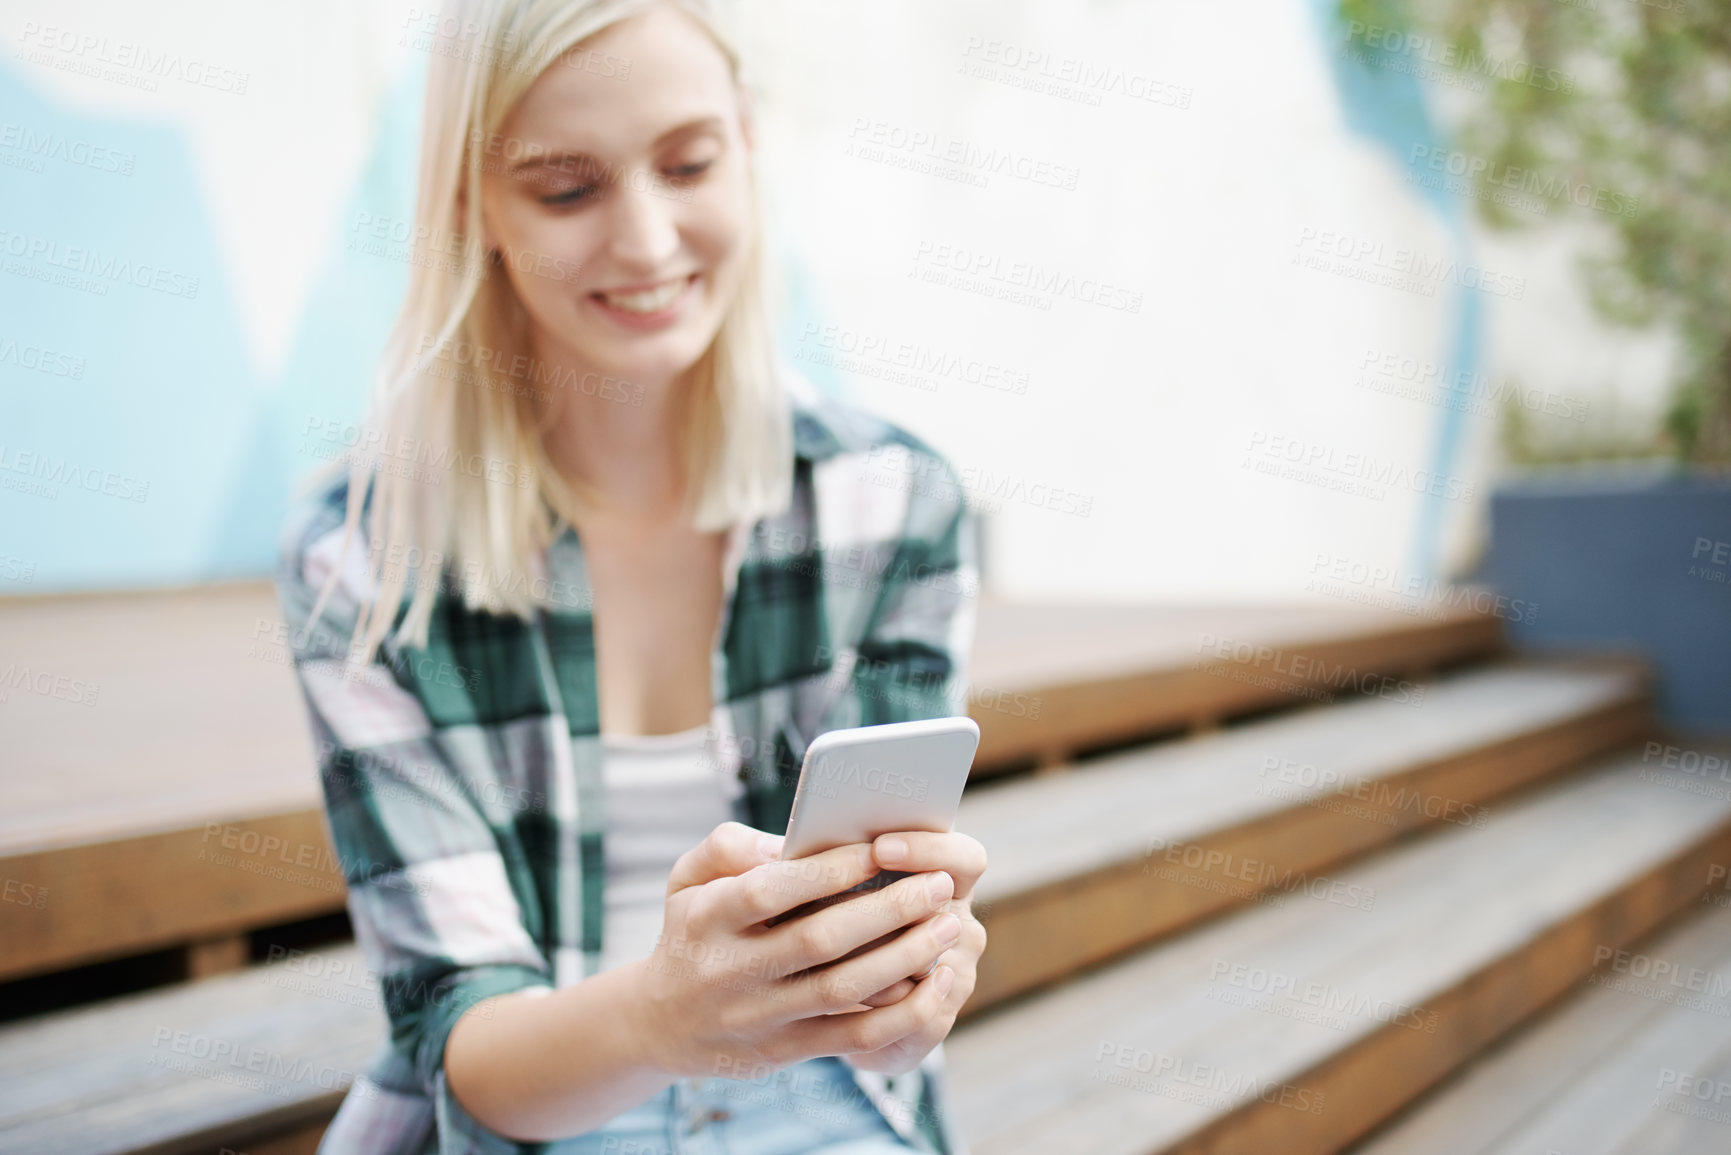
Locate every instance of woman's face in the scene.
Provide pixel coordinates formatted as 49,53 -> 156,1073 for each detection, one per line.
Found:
477,2 -> 754,393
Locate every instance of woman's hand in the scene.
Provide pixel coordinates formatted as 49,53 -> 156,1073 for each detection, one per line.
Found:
840,830 -> 989,1077
626,821 -> 964,1082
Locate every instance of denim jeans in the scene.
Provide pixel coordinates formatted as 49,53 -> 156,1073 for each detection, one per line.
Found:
559,1055 -> 918,1154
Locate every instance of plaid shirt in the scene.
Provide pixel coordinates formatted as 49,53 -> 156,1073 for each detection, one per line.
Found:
274,365 -> 980,1155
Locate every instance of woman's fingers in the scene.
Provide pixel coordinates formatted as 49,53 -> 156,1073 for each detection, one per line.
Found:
760,868 -> 953,977
871,831 -> 987,900
668,821 -> 780,893
852,977 -> 918,1008
786,909 -> 962,1015
775,964 -> 956,1063
834,907 -> 985,1068
715,841 -> 883,928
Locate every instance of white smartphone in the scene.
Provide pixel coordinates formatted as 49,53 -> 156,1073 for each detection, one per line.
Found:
765,715 -> 979,931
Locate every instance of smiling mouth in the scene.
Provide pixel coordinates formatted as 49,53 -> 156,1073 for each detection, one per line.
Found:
591,274 -> 698,315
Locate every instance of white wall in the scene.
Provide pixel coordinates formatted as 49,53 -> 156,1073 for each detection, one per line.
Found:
0,0 -> 1674,599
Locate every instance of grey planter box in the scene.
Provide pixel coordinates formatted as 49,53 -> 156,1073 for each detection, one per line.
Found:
1475,464 -> 1731,733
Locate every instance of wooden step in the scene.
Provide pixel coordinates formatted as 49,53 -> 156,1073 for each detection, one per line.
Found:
0,582 -> 332,984
1353,867 -> 1731,1153
944,743 -> 1731,1155
960,660 -> 1650,1012
0,941 -> 379,1155
967,600 -> 1505,772
0,584 -> 1504,983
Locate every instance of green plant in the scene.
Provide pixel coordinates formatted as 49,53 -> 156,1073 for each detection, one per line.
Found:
1337,0 -> 1731,465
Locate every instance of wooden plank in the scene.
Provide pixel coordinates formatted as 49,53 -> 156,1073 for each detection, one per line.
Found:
959,662 -> 1651,1013
0,582 -> 321,856
228,1122 -> 330,1155
0,811 -> 347,982
0,942 -> 380,1155
966,602 -> 1506,775
0,586 -> 1503,858
0,584 -> 1505,983
944,746 -> 1731,1155
1354,887 -> 1731,1153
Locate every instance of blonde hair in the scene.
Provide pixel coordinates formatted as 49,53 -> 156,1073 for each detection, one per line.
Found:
308,0 -> 791,663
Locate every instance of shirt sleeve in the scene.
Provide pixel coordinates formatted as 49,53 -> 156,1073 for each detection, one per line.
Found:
275,493 -> 556,1154
849,446 -> 982,728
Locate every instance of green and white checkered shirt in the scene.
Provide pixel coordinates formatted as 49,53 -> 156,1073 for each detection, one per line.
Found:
274,367 -> 980,1154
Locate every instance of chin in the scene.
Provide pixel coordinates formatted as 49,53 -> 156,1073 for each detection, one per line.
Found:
589,323 -> 722,385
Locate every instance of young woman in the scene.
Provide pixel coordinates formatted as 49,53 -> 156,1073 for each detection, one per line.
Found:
274,1 -> 987,1152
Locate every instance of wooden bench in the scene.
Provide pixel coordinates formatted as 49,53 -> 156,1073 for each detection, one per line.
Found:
0,584 -> 1503,986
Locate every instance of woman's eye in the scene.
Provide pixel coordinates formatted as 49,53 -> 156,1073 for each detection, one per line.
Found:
537,158 -> 712,206
540,185 -> 599,206
668,159 -> 714,181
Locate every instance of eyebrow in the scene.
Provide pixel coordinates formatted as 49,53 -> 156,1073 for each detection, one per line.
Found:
506,115 -> 725,173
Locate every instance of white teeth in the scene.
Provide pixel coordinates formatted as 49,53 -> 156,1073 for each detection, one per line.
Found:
597,276 -> 689,313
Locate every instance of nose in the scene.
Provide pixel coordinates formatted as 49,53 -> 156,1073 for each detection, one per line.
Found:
603,167 -> 681,273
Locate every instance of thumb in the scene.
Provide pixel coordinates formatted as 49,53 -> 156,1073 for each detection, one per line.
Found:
669,822 -> 784,892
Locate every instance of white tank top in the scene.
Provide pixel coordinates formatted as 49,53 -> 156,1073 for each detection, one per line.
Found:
597,721 -> 744,974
